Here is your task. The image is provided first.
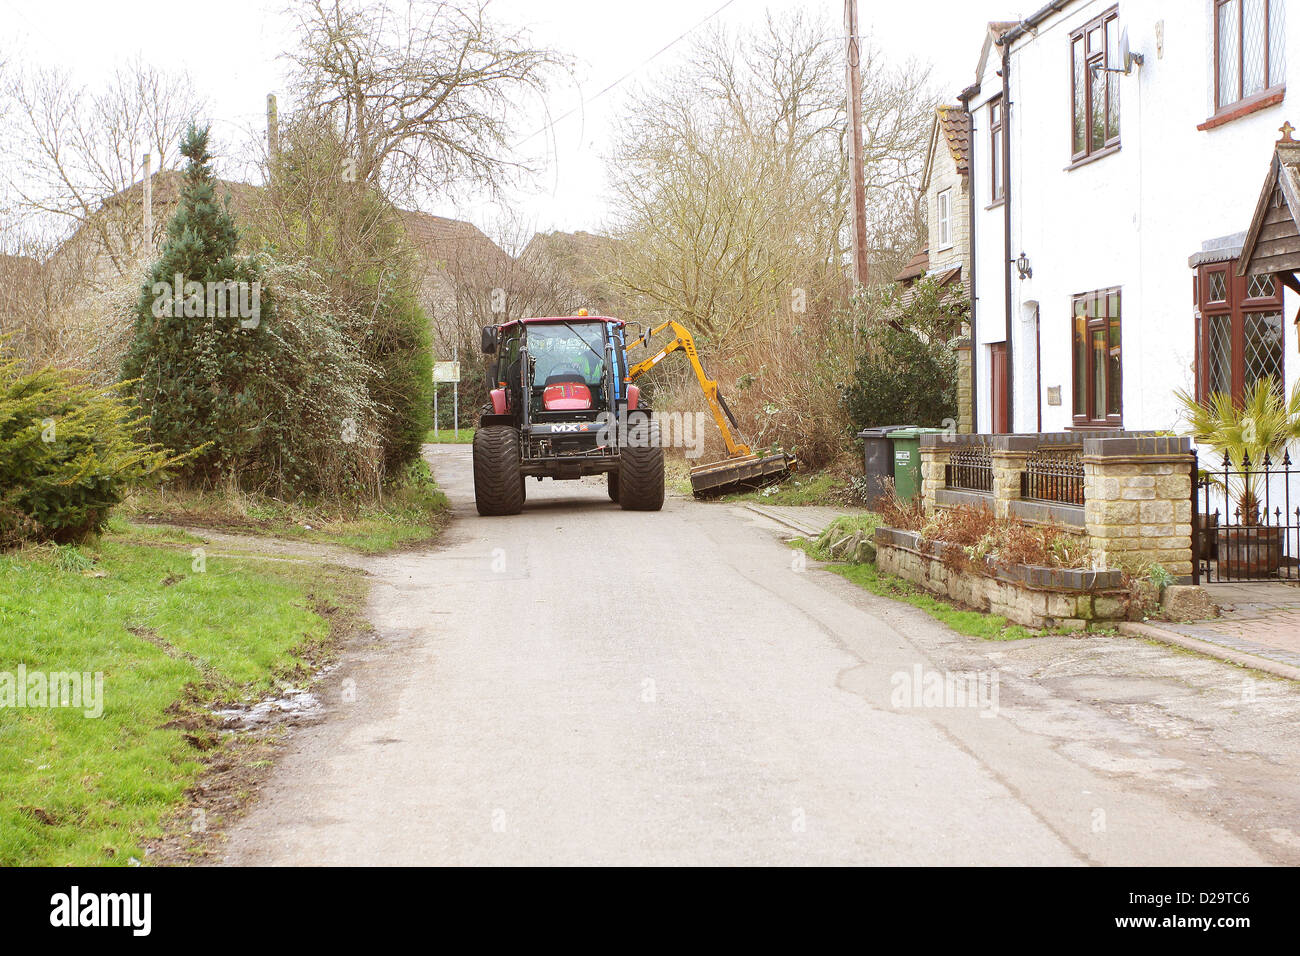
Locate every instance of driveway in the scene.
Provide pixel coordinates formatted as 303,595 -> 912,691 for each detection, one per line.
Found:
219,445 -> 1300,865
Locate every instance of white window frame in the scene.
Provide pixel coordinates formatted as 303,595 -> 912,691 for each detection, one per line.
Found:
937,188 -> 953,249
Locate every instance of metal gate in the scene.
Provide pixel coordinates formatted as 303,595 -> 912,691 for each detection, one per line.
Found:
1192,450 -> 1300,583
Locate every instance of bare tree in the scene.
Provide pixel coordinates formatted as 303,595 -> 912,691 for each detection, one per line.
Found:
286,0 -> 567,203
605,13 -> 850,342
1,58 -> 206,272
605,11 -> 936,341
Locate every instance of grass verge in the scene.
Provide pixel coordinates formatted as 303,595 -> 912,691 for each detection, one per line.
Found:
790,538 -> 1080,641
426,427 -> 475,444
665,459 -> 853,505
0,535 -> 366,865
720,471 -> 848,506
117,459 -> 448,554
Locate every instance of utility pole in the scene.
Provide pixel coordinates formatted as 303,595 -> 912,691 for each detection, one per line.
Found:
141,152 -> 152,250
844,0 -> 870,289
267,93 -> 280,167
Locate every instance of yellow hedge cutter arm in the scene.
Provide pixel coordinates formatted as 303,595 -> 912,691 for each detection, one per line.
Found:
625,320 -> 793,497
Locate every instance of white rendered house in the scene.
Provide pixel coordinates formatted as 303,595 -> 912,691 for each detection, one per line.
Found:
960,1 -> 1297,434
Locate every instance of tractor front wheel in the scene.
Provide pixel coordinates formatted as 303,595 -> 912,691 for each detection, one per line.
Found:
618,422 -> 664,511
473,425 -> 525,516
607,471 -> 620,502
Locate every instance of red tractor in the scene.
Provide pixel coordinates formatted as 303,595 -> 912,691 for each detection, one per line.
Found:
473,314 -> 664,515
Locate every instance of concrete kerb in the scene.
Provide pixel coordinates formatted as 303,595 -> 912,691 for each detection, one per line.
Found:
1119,620 -> 1300,682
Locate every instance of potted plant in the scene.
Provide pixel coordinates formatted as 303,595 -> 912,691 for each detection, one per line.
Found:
1192,468 -> 1223,559
1176,377 -> 1300,577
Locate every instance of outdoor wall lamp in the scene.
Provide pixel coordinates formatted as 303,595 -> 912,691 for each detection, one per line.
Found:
1015,251 -> 1032,280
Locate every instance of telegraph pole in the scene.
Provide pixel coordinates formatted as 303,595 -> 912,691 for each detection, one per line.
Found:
141,152 -> 152,250
844,0 -> 870,289
267,93 -> 279,164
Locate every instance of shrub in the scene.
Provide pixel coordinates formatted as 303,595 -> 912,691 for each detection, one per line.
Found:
877,495 -> 1095,574
844,278 -> 964,431
249,120 -> 432,474
845,324 -> 957,430
122,124 -> 278,483
122,126 -> 386,497
1,342 -> 177,547
364,284 -> 433,472
250,258 -> 385,497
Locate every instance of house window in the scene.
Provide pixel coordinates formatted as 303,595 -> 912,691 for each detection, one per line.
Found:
1196,259 -> 1286,401
989,97 -> 1004,202
1072,288 -> 1122,426
1070,7 -> 1120,162
1214,0 -> 1286,113
937,188 -> 952,248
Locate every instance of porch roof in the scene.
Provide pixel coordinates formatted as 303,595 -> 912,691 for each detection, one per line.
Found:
1237,122 -> 1300,277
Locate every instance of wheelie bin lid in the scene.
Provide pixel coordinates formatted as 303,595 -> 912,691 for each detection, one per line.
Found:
886,426 -> 948,439
856,425 -> 910,439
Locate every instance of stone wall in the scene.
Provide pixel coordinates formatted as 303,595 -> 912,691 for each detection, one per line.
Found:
955,340 -> 973,435
875,528 -> 1128,629
1082,436 -> 1194,579
918,432 -> 1195,580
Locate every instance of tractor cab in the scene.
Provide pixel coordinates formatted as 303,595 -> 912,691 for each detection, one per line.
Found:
527,320 -> 609,415
482,314 -> 632,424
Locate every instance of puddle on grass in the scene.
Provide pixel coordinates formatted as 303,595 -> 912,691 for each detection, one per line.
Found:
211,666 -> 339,730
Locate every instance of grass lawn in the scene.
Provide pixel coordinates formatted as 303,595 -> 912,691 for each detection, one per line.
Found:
0,530 -> 366,865
426,427 -> 475,444
117,459 -> 449,554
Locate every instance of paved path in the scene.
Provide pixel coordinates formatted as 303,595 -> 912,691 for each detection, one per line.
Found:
1136,582 -> 1300,674
219,446 -> 1300,866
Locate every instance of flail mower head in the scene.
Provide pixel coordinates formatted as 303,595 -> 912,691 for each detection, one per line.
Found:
689,451 -> 795,498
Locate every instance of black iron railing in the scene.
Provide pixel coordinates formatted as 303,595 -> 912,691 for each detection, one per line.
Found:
945,445 -> 993,493
1020,448 -> 1084,506
1193,450 -> 1300,583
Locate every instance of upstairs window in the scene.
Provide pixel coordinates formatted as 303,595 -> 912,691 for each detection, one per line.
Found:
937,188 -> 952,248
1070,7 -> 1121,162
989,97 -> 1004,202
1196,260 -> 1285,402
1214,0 -> 1286,113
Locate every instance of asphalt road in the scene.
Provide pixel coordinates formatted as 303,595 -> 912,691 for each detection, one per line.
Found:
220,445 -> 1300,865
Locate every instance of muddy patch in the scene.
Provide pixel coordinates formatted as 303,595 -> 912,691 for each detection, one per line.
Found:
144,572 -> 371,866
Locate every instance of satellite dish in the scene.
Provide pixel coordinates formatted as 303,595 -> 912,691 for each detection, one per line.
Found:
1117,26 -> 1144,73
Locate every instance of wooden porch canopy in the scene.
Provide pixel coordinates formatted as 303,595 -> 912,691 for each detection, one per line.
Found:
1238,122 -> 1300,288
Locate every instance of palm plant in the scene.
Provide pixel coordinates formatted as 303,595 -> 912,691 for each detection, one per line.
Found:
1175,377 -> 1300,524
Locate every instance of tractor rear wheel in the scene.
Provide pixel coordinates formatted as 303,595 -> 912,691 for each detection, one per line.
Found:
473,425 -> 525,516
607,471 -> 620,502
618,421 -> 664,511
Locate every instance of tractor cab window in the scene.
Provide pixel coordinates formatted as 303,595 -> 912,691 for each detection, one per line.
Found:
499,329 -> 523,384
527,322 -> 608,388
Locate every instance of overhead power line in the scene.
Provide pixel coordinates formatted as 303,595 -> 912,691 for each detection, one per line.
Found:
514,0 -> 742,149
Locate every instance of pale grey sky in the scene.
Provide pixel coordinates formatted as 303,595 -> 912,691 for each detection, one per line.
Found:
1,0 -> 1017,238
